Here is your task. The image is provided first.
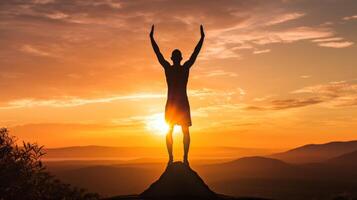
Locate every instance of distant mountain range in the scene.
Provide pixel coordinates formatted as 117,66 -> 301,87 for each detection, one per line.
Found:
44,140 -> 357,164
270,140 -> 357,163
327,149 -> 357,166
43,146 -> 279,161
45,140 -> 357,200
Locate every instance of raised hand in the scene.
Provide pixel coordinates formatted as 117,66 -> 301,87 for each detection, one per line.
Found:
200,25 -> 205,38
184,25 -> 205,68
150,24 -> 154,38
150,24 -> 170,68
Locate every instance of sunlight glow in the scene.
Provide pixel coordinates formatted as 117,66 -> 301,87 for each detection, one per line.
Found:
146,113 -> 170,135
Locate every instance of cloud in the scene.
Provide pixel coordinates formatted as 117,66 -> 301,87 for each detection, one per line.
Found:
292,81 -> 357,96
190,87 -> 246,101
253,95 -> 275,102
111,115 -> 147,127
204,23 -> 339,58
1,0 -> 350,62
247,80 -> 357,111
193,69 -> 238,78
193,103 -> 247,117
312,37 -> 343,42
327,95 -> 357,107
208,24 -> 335,58
253,49 -> 271,54
247,97 -> 322,111
213,25 -> 334,47
20,45 -> 53,57
0,0 -> 356,105
318,41 -> 354,48
0,88 -> 245,109
202,45 -> 240,59
45,12 -> 69,20
270,98 -> 323,110
300,75 -> 311,79
265,12 -> 305,26
32,0 -> 55,4
343,15 -> 357,21
0,93 -> 165,109
292,80 -> 357,107
261,26 -> 333,43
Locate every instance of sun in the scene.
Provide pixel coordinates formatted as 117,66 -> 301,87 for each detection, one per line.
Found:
145,113 -> 170,135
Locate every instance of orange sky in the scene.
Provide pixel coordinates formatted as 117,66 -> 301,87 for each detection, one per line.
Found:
0,0 -> 357,149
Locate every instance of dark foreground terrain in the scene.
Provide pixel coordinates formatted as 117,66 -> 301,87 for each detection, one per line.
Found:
105,195 -> 269,200
104,162 -> 270,200
45,140 -> 357,200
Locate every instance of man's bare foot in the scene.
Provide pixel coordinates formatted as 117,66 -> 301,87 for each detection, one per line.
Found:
183,159 -> 189,166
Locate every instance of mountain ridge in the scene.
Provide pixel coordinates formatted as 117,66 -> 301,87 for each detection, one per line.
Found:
270,140 -> 357,163
326,149 -> 357,166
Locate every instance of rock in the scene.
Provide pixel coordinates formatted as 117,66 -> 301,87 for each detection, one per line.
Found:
105,162 -> 272,200
140,161 -> 217,199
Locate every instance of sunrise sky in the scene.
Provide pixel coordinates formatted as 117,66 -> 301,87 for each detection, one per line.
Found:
0,0 -> 357,149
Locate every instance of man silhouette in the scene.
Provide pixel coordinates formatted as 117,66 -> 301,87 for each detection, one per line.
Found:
150,25 -> 205,165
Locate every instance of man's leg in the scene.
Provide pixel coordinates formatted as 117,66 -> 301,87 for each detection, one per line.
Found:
182,126 -> 190,164
166,125 -> 174,164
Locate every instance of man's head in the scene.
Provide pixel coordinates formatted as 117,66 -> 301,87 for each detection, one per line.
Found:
171,49 -> 182,64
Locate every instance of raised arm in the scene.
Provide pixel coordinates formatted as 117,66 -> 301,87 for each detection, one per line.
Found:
184,25 -> 205,68
150,25 -> 169,68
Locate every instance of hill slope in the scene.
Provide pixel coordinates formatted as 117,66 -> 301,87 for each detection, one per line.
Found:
270,140 -> 357,163
200,156 -> 302,181
326,150 -> 357,166
55,165 -> 163,196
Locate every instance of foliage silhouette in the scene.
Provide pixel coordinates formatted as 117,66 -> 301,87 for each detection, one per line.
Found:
0,128 -> 99,200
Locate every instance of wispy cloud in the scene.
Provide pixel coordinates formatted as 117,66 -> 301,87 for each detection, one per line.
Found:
312,37 -> 343,42
300,75 -> 311,79
193,69 -> 238,79
265,12 -> 305,26
318,41 -> 354,48
202,45 -> 240,59
45,12 -> 69,20
111,115 -> 147,127
292,80 -> 357,107
32,0 -> 55,4
261,26 -> 333,43
247,97 -> 322,111
20,45 -> 53,57
253,95 -> 276,102
342,15 -> 357,21
208,24 -> 335,58
0,88 -> 245,109
0,93 -> 165,109
253,49 -> 271,54
247,80 -> 357,111
1,0 -> 356,114
270,98 -> 323,110
292,80 -> 357,96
